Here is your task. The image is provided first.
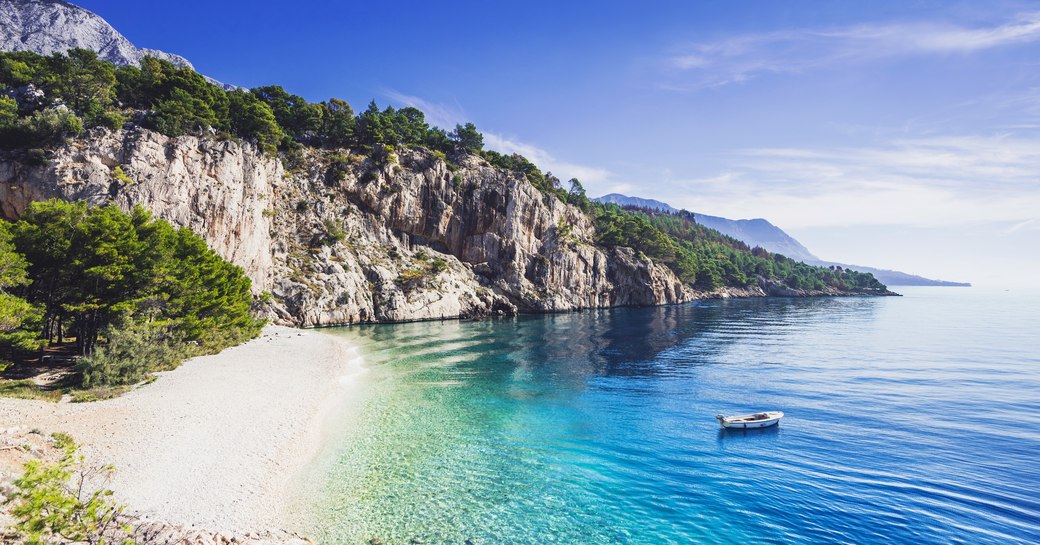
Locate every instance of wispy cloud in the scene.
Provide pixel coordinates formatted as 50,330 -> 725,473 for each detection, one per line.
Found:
483,133 -> 614,186
660,134 -> 1040,230
1005,218 -> 1040,234
382,89 -> 467,130
662,12 -> 1040,89
378,91 -> 616,187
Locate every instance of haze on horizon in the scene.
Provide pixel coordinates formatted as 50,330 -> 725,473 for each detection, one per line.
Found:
78,0 -> 1040,287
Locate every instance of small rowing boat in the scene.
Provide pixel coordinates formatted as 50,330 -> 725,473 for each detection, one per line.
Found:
715,411 -> 784,429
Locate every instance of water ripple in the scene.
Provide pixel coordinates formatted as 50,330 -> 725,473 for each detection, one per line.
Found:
308,288 -> 1040,544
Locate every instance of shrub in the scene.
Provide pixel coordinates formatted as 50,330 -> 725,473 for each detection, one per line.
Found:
24,148 -> 49,166
325,153 -> 351,185
310,219 -> 346,247
396,267 -> 426,290
0,95 -> 17,125
395,257 -> 448,292
557,219 -> 573,239
83,103 -> 125,131
1,107 -> 83,147
320,219 -> 346,246
110,165 -> 133,185
371,143 -> 396,166
6,435 -> 133,545
77,320 -> 185,388
280,140 -> 308,173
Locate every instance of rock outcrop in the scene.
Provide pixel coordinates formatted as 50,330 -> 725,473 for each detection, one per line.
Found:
0,127 -> 700,326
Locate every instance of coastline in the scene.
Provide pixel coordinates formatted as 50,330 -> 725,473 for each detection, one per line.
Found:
287,285 -> 899,328
0,325 -> 364,534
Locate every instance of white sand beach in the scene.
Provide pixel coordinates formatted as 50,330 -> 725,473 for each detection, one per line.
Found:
0,326 -> 364,532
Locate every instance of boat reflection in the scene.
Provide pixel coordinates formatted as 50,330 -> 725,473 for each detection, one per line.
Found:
716,423 -> 781,443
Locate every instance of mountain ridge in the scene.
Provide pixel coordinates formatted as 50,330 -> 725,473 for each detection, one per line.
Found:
593,193 -> 970,287
0,0 -> 233,89
595,193 -> 816,261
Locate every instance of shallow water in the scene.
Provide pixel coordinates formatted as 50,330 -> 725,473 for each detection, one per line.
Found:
308,287 -> 1040,544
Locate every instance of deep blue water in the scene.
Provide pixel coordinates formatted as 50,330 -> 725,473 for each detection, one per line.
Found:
310,287 -> 1040,544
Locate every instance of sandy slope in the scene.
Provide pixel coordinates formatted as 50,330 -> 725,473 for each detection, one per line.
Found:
0,325 -> 364,532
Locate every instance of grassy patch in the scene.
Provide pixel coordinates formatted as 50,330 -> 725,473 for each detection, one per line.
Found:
398,267 -> 426,284
0,379 -> 63,402
0,375 -> 155,404
69,385 -> 134,403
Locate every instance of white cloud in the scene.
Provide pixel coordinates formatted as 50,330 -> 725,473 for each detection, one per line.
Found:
900,14 -> 1040,52
376,91 -> 617,189
1005,218 -> 1040,234
662,12 -> 1040,89
382,89 -> 467,130
658,134 -> 1040,230
483,132 -> 614,186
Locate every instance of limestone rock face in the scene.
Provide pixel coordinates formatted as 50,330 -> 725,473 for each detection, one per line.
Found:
0,128 -> 699,326
0,128 -> 275,291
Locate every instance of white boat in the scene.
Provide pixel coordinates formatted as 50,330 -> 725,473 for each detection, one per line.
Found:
715,411 -> 784,429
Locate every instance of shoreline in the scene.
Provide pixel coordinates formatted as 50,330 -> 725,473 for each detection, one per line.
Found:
0,325 -> 364,534
288,285 -> 900,328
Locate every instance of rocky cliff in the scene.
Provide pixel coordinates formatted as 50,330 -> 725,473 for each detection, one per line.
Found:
0,127 -> 700,326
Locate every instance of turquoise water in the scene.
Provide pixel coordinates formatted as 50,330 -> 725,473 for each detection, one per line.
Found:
308,288 -> 1040,544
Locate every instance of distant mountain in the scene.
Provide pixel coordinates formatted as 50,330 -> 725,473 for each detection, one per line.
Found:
595,194 -> 815,260
0,0 -> 232,89
593,193 -> 970,286
804,261 -> 970,287
596,193 -> 678,213
693,213 -> 818,263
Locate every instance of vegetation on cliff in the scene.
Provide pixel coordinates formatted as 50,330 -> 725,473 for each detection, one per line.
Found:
0,199 -> 262,395
0,49 -> 486,158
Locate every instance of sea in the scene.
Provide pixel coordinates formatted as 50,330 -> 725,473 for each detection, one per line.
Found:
302,287 -> 1040,544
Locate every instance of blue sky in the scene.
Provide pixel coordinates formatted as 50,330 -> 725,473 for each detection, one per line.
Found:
78,0 -> 1040,286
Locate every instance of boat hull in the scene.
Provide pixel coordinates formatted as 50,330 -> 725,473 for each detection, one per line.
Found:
715,411 -> 784,429
717,418 -> 781,429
